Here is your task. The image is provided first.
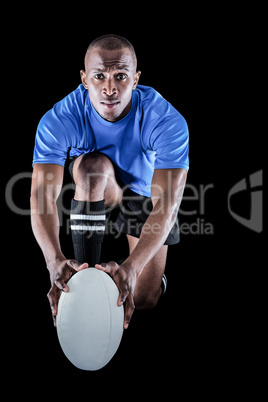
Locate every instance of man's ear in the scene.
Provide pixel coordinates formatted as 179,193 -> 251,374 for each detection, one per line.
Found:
133,70 -> 141,89
80,70 -> 88,89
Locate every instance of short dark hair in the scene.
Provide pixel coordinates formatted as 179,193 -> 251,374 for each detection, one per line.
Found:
87,34 -> 135,54
85,34 -> 137,70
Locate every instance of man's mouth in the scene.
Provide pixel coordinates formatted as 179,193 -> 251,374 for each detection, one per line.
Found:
100,100 -> 120,110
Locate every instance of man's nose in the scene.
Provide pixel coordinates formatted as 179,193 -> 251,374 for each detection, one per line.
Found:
103,78 -> 117,96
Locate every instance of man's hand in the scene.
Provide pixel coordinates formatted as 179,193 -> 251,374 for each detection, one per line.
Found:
47,259 -> 88,326
95,262 -> 136,329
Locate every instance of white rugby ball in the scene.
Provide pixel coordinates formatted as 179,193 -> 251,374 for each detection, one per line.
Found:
56,267 -> 124,370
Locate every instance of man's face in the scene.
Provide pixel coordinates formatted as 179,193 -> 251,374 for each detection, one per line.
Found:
81,47 -> 141,122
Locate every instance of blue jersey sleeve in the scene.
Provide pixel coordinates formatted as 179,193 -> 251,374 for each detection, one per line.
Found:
33,94 -> 82,166
149,104 -> 189,171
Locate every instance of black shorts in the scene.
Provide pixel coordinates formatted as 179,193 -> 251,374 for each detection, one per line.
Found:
68,157 -> 180,246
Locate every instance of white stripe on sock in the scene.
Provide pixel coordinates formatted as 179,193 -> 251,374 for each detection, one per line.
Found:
70,214 -> 106,221
70,225 -> 106,231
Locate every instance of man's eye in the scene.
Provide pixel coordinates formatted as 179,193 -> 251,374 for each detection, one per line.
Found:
116,73 -> 127,80
94,74 -> 104,80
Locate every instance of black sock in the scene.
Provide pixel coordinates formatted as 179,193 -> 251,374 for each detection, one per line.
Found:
70,199 -> 106,266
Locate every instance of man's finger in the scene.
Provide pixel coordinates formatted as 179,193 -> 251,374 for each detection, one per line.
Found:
95,263 -> 110,272
47,286 -> 60,326
54,279 -> 69,292
95,262 -> 119,277
123,295 -> 135,329
95,263 -> 116,278
68,260 -> 88,272
54,261 -> 88,291
118,286 -> 129,306
51,306 -> 57,327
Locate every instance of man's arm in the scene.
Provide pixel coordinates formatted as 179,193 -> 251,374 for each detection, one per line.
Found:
96,168 -> 187,328
30,164 -> 65,265
125,168 -> 187,270
30,164 -> 88,325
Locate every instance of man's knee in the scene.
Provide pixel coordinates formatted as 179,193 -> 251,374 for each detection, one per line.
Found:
74,153 -> 122,204
74,153 -> 109,198
134,291 -> 160,310
76,153 -> 113,181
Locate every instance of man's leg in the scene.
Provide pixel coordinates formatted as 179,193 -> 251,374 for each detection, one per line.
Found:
72,152 -> 122,205
127,234 -> 168,310
70,152 -> 122,265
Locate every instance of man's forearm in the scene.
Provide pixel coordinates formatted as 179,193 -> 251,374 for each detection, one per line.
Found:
31,164 -> 65,268
124,201 -> 177,275
123,168 -> 187,276
30,194 -> 65,266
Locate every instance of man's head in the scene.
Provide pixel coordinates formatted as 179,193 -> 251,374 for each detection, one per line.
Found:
80,34 -> 141,122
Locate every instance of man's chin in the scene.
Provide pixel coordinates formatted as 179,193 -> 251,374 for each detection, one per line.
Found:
97,109 -> 122,123
94,101 -> 131,122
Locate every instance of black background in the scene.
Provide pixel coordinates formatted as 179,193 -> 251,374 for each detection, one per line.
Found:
4,6 -> 264,397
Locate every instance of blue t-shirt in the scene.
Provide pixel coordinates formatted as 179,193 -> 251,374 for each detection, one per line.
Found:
33,84 -> 189,197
